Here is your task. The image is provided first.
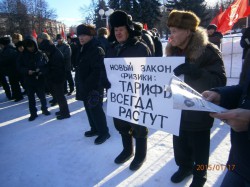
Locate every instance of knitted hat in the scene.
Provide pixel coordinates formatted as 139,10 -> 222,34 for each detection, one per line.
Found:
207,24 -> 217,30
109,10 -> 134,31
37,32 -> 51,40
76,24 -> 96,36
167,10 -> 200,32
0,36 -> 11,46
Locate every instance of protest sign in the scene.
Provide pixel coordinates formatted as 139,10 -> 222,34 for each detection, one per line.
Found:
169,76 -> 227,113
104,57 -> 184,136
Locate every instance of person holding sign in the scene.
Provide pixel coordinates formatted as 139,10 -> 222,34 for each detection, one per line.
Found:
202,51 -> 250,187
106,10 -> 151,171
166,10 -> 227,187
75,24 -> 110,145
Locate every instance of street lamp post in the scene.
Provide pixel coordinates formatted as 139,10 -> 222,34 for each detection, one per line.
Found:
98,8 -> 114,29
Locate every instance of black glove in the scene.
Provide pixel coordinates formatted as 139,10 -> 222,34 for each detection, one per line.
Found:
173,63 -> 201,80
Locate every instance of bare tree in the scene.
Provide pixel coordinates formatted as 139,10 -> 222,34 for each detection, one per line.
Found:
26,0 -> 56,34
0,0 -> 57,36
79,0 -> 97,25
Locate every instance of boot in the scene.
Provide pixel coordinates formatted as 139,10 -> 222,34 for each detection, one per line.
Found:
190,168 -> 207,187
129,137 -> 147,171
114,134 -> 134,164
171,167 -> 193,183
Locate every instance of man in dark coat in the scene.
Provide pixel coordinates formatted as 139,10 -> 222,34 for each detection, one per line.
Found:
207,24 -> 223,49
202,49 -> 250,187
39,39 -> 70,120
0,36 -> 23,102
56,34 -> 74,95
75,24 -> 110,145
106,10 -> 151,171
240,26 -> 250,63
18,36 -> 50,121
166,10 -> 227,187
97,27 -> 111,53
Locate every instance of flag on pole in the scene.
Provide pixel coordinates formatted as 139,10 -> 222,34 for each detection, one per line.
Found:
244,6 -> 250,17
212,0 -> 249,35
32,29 -> 37,38
61,27 -> 66,40
210,6 -> 223,25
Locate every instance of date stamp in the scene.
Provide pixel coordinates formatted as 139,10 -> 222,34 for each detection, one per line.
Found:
196,164 -> 235,171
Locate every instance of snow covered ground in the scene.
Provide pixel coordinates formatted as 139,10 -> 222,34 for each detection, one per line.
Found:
0,34 -> 242,187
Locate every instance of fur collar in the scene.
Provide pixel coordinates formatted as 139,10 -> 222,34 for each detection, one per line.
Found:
166,27 -> 209,61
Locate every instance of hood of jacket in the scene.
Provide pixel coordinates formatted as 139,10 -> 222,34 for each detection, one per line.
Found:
24,35 -> 39,53
166,27 -> 212,61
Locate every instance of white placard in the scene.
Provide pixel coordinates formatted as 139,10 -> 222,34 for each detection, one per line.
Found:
104,57 -> 184,136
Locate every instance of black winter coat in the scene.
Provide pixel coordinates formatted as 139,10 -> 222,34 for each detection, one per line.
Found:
45,45 -> 66,83
56,42 -> 72,71
240,27 -> 250,59
75,38 -> 108,101
0,43 -> 18,77
107,37 -> 151,57
166,27 -> 227,131
18,36 -> 48,86
214,57 -> 250,182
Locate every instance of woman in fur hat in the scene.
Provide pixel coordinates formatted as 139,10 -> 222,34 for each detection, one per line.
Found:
166,10 -> 227,187
106,10 -> 151,171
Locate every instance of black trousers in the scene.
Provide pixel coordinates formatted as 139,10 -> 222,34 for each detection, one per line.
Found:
173,129 -> 210,178
83,92 -> 109,136
50,81 -> 70,116
8,74 -> 23,100
0,74 -> 11,99
26,83 -> 47,115
64,70 -> 74,93
113,118 -> 148,138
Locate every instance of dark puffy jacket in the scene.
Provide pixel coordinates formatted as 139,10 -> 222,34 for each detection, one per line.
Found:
75,38 -> 108,101
0,43 -> 18,77
214,56 -> 250,181
39,39 -> 65,83
18,36 -> 48,86
240,27 -> 250,59
166,27 -> 227,131
56,42 -> 72,71
208,31 -> 223,49
107,37 -> 151,58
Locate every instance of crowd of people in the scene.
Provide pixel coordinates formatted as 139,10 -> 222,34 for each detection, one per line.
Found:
0,9 -> 249,187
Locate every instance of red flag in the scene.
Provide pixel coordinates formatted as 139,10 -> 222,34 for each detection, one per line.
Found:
216,0 -> 249,35
210,6 -> 223,25
70,29 -> 75,37
243,6 -> 250,17
61,27 -> 66,39
32,29 -> 37,38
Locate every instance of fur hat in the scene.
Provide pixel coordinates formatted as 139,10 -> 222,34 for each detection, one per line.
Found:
109,10 -> 134,31
97,27 -> 109,37
167,10 -> 200,32
76,24 -> 96,36
12,33 -> 23,42
207,24 -> 217,31
0,36 -> 11,46
37,32 -> 51,41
